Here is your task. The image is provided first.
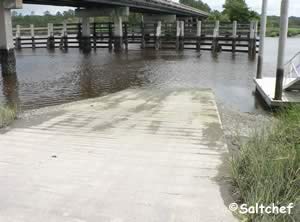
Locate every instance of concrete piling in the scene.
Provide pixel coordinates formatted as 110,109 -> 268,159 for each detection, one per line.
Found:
249,21 -> 258,58
155,21 -> 162,50
60,21 -> 68,50
47,23 -> 55,50
141,21 -> 146,49
211,21 -> 220,54
124,22 -> 129,50
232,21 -> 237,54
92,21 -> 97,50
274,0 -> 290,100
0,2 -> 16,75
178,21 -> 184,50
196,20 -> 201,51
257,0 -> 268,79
176,21 -> 180,50
108,23 -> 113,51
15,25 -> 21,50
30,24 -> 35,49
80,17 -> 91,53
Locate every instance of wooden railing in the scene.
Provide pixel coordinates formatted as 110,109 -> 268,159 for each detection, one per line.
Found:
12,20 -> 259,54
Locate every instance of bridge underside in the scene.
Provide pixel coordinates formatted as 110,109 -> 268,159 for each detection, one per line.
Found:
23,0 -> 209,17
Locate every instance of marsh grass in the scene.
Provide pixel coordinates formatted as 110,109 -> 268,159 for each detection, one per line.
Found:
0,105 -> 17,128
231,106 -> 300,221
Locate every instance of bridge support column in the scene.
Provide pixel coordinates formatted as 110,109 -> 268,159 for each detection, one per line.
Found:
0,1 -> 21,75
81,16 -> 91,53
113,16 -> 123,52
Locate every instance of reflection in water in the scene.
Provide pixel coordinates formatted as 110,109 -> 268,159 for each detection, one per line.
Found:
0,37 -> 299,113
1,72 -> 19,109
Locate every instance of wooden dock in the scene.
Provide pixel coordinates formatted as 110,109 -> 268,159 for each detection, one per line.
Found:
255,77 -> 300,107
13,21 -> 259,54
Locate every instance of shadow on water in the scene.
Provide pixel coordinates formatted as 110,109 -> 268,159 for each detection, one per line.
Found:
1,72 -> 20,109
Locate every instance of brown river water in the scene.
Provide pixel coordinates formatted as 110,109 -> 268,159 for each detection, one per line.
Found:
0,37 -> 299,113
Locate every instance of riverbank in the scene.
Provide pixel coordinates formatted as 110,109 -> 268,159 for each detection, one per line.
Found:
230,106 -> 300,221
267,27 -> 300,37
0,105 -> 17,128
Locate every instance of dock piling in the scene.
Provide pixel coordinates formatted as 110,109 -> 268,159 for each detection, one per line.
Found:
196,20 -> 202,51
30,24 -> 35,49
141,21 -> 146,49
60,21 -> 68,50
47,23 -> 55,50
211,20 -> 220,54
232,21 -> 237,54
15,25 -> 21,50
249,21 -> 258,58
274,0 -> 290,100
155,21 -> 161,50
257,0 -> 268,79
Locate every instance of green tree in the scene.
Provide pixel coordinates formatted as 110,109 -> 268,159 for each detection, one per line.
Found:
208,10 -> 230,22
223,0 -> 251,22
179,0 -> 211,12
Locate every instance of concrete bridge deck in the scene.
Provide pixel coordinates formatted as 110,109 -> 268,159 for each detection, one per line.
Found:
0,88 -> 236,222
23,0 -> 209,17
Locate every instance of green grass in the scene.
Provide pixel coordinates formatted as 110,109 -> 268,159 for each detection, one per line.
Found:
231,106 -> 300,221
0,105 -> 17,128
266,27 -> 300,37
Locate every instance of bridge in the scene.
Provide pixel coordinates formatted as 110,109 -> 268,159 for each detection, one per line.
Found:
23,0 -> 210,17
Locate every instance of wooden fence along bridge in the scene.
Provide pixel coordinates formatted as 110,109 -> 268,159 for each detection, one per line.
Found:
13,20 -> 259,55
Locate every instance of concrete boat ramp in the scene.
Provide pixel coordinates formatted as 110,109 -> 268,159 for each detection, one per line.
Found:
0,88 -> 236,222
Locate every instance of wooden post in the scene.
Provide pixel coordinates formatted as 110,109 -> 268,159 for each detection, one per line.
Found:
30,24 -> 35,49
257,0 -> 268,79
212,20 -> 220,54
141,21 -> 145,49
232,21 -> 237,54
124,22 -> 128,50
248,21 -> 257,58
93,21 -> 97,50
108,22 -> 113,50
275,0 -> 290,100
179,21 -> 184,50
15,25 -> 21,50
196,20 -> 202,51
155,21 -> 161,50
47,23 -> 55,49
77,22 -> 82,48
176,21 -> 180,50
60,21 -> 68,50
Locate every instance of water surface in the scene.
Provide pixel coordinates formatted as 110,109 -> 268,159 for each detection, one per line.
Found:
0,37 -> 299,113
